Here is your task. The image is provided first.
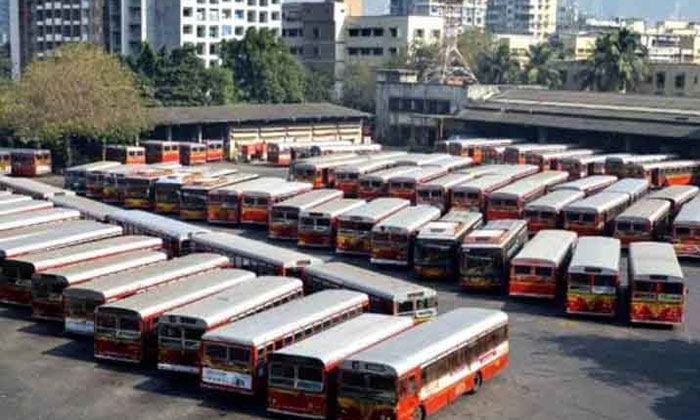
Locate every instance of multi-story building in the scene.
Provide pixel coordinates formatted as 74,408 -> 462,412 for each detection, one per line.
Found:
486,0 -> 558,41
556,0 -> 578,33
390,0 -> 486,29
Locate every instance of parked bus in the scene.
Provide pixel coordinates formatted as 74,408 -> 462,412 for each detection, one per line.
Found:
0,199 -> 54,217
671,195 -> 700,258
413,210 -> 483,280
562,192 -> 631,236
205,140 -> 225,162
605,154 -> 676,178
357,166 -> 414,200
153,172 -> 202,214
371,205 -> 441,266
395,153 -> 450,167
0,150 -> 10,174
337,308 -> 509,420
0,193 -> 31,206
648,185 -> 699,215
524,190 -> 585,233
561,154 -> 624,179
304,262 -> 438,320
602,178 -> 650,203
298,199 -> 366,249
334,160 -> 399,197
0,208 -> 80,232
613,199 -> 671,245
627,160 -> 700,188
63,253 -> 230,335
240,182 -> 313,225
180,142 -> 208,165
99,165 -> 143,203
290,153 -> 361,188
566,236 -> 621,317
0,176 -> 73,200
267,314 -> 413,419
180,173 -> 259,220
551,175 -> 618,196
509,230 -> 577,299
31,250 -> 167,321
459,219 -> 528,291
207,177 -> 286,225
11,149 -> 52,176
269,141 -> 352,167
336,198 -> 410,256
482,146 -> 507,164
426,155 -> 474,172
64,161 -> 121,194
157,275 -> 301,374
192,232 -> 322,276
49,194 -> 122,222
310,143 -> 382,157
449,138 -> 518,163
105,145 -> 146,165
143,140 -> 181,164
526,149 -> 596,171
200,290 -> 369,395
269,189 -> 343,240
490,163 -> 541,181
387,166 -> 448,203
503,143 -> 571,165
628,242 -> 685,326
451,175 -> 513,212
94,269 -> 249,364
486,171 -> 569,220
123,168 -> 179,209
416,173 -> 476,213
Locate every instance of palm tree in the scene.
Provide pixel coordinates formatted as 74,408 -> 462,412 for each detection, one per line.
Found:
477,44 -> 521,84
579,28 -> 649,93
524,43 -> 561,88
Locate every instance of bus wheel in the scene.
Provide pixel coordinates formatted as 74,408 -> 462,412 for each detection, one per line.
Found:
469,372 -> 483,395
412,406 -> 425,420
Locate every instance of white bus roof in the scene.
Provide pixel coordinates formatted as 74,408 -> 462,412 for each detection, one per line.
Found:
0,176 -> 75,199
211,177 -> 286,196
108,210 -> 211,241
463,219 -> 527,249
564,192 -> 630,214
534,149 -> 596,160
628,242 -> 683,283
36,251 -> 167,287
293,153 -> 360,169
551,175 -> 618,193
561,154 -> 622,165
602,179 -> 649,199
272,189 -> 343,212
525,190 -> 585,213
568,237 -> 620,276
648,185 -> 699,206
299,199 -> 367,219
338,198 -> 410,223
65,161 -> 121,174
0,221 -> 122,258
243,181 -> 311,198
673,195 -> 700,227
606,154 -> 675,164
313,144 -> 382,154
340,308 -> 507,377
0,194 -> 32,205
0,222 -> 84,244
489,171 -> 569,200
634,159 -> 700,171
373,205 -> 441,235
63,253 -> 229,302
305,262 -> 437,301
181,173 -> 259,192
334,159 -> 397,175
394,153 -> 450,166
160,275 -> 301,329
272,314 -> 413,368
0,208 -> 80,232
388,166 -> 447,184
417,173 -> 477,192
0,199 -> 54,216
49,194 -> 122,221
615,199 -> 671,224
424,155 -> 474,170
506,143 -> 570,153
512,230 -> 577,267
201,290 -> 369,347
192,232 -> 322,269
452,174 -> 513,193
359,166 -> 415,182
103,164 -> 145,176
416,211 -> 483,241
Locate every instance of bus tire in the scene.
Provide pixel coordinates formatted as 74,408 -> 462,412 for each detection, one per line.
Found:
469,372 -> 483,395
412,406 -> 425,420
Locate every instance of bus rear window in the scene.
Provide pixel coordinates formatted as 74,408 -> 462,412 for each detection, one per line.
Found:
205,344 -> 227,362
535,267 -> 553,277
119,317 -> 140,331
660,283 -> 684,295
593,275 -> 616,287
513,265 -> 531,275
229,347 -> 251,363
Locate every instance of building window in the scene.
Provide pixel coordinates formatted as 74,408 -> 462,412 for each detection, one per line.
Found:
196,43 -> 205,55
313,28 -> 319,38
222,9 -> 231,19
314,47 -> 320,57
656,72 -> 666,90
196,8 -> 206,20
247,11 -> 256,22
197,25 -> 206,38
373,48 -> 383,56
390,28 -> 398,37
235,26 -> 244,36
222,25 -> 232,36
389,47 -> 398,56
209,9 -> 219,20
248,0 -> 256,5
210,43 -> 219,55
373,28 -> 384,36
183,25 -> 193,34
432,30 -> 440,39
675,74 -> 686,90
260,0 -> 268,5
183,7 -> 193,17
235,10 -> 244,19
259,12 -> 268,23
361,28 -> 371,37
348,47 -> 358,56
210,26 -> 219,38
349,28 -> 359,37
414,29 -> 424,39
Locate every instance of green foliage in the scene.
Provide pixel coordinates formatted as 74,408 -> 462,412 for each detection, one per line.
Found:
523,43 -> 561,88
382,41 -> 439,80
340,62 -> 376,114
476,43 -> 521,84
303,68 -> 334,103
458,28 -> 495,72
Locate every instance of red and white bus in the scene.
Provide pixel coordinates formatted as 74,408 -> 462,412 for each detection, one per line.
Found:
336,198 -> 410,256
560,154 -> 623,179
486,171 -> 569,220
240,181 -> 313,225
205,140 -> 224,162
451,174 -> 513,212
180,173 -> 259,220
509,230 -> 577,299
269,189 -> 343,240
310,143 -> 382,157
153,172 -> 202,214
207,177 -> 285,225
200,290 -> 369,395
158,274 -> 302,374
550,175 -> 618,196
482,146 -> 508,164
94,269 -> 247,364
425,155 -> 474,172
97,165 -> 142,202
602,178 -> 650,203
63,253 -> 230,335
459,219 -> 528,291
298,199 -> 366,249
566,236 -> 621,317
334,159 -> 399,197
290,154 -> 362,188
604,154 -> 676,178
562,192 -> 631,236
416,173 -> 476,213
268,141 -> 352,167
613,199 -> 671,246
338,308 -> 508,420
64,161 -> 121,195
394,153 -> 450,167
387,166 -> 448,203
106,145 -> 146,165
648,185 -> 699,215
526,149 -> 596,171
524,189 -> 585,233
123,168 -> 179,209
503,144 -> 571,165
449,138 -> 518,163
671,195 -> 700,258
0,149 -> 11,175
179,143 -> 208,166
267,314 -> 413,419
357,166 -> 414,200
628,242 -> 685,326
11,149 -> 52,177
371,205 -> 441,266
143,140 -> 181,164
627,160 -> 700,188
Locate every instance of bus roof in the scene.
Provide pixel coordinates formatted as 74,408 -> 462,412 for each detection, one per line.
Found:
108,210 -> 211,241
394,153 -> 450,166
506,143 -> 570,153
463,219 -> 527,248
551,175 -> 618,193
425,155 -> 474,170
36,250 -> 167,287
211,177 -> 286,196
673,195 -> 700,227
63,253 -> 229,302
334,159 -> 397,175
181,173 -> 259,192
312,144 -> 382,154
647,185 -> 699,206
0,199 -> 54,216
180,142 -> 207,150
417,173 -> 478,191
602,178 -> 649,199
65,161 -> 121,175
561,154 -> 622,165
0,176 -> 74,199
564,192 -> 630,214
489,171 -> 568,200
299,199 -> 366,219
272,189 -> 343,211
340,308 -> 507,377
160,275 -> 301,329
359,166 -> 414,182
293,153 -> 360,169
452,174 -> 513,193
606,154 -> 675,164
628,242 -> 683,283
525,190 -> 585,212
106,145 -> 144,151
243,181 -> 312,198
512,230 -> 577,267
388,166 -> 447,183
373,205 -> 441,234
103,164 -> 146,176
338,198 -> 410,223
0,208 -> 80,232
635,159 -> 700,171
534,149 -> 596,160
201,290 -> 369,347
615,199 -> 671,224
191,232 -> 322,269
49,194 -> 123,221
272,314 -> 413,368
568,237 -> 620,276
0,194 -> 32,205
493,164 -> 540,179
0,221 -> 122,259
0,221 -> 83,244
305,262 -> 437,301
416,211 -> 483,241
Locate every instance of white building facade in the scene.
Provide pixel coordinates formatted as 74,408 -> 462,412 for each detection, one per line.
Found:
486,0 -> 558,41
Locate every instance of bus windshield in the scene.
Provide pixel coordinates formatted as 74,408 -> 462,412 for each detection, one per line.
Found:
339,371 -> 397,404
462,248 -> 504,276
155,184 -> 180,203
414,240 -> 453,267
125,179 -> 151,198
159,325 -> 204,350
181,190 -> 208,208
269,363 -> 324,393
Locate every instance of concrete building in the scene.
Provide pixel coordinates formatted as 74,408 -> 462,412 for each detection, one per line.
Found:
494,33 -> 541,64
486,0 -> 558,41
556,0 -> 578,33
390,0 -> 487,29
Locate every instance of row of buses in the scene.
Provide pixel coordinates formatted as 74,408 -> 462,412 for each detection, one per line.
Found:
0,149 -> 52,177
267,141 -> 380,166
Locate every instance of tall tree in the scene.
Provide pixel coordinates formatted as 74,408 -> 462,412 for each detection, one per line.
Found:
477,43 -> 521,84
340,62 -> 376,114
523,43 -> 561,88
458,28 -> 495,77
303,67 -> 334,102
579,28 -> 649,93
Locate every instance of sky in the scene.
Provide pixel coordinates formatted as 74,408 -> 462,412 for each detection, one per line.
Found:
577,0 -> 700,21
